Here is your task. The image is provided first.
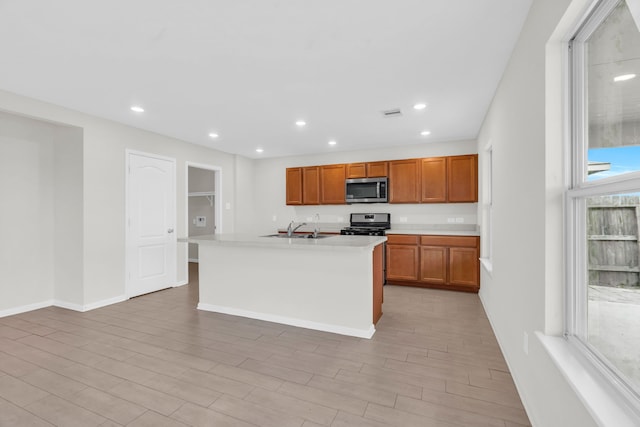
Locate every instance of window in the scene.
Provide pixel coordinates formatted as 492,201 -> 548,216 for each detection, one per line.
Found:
568,0 -> 640,406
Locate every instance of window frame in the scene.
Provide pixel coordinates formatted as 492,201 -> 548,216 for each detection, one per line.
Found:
566,0 -> 640,410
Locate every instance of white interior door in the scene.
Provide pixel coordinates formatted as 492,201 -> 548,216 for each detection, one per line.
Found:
127,152 -> 176,297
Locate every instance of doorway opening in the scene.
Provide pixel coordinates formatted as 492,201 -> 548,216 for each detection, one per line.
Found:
186,163 -> 221,284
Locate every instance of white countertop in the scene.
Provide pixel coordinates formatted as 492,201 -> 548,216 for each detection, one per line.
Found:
187,233 -> 386,251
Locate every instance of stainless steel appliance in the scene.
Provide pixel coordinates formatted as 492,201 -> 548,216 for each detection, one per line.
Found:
345,177 -> 388,204
340,213 -> 390,283
340,213 -> 391,236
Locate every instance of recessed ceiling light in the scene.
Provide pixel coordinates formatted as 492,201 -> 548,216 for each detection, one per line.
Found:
256,148 -> 264,153
130,105 -> 144,113
208,132 -> 219,138
614,74 -> 636,82
328,140 -> 337,146
295,120 -> 306,127
420,130 -> 431,136
413,103 -> 427,110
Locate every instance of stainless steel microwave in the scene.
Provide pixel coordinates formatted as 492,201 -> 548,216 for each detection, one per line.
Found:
345,177 -> 388,203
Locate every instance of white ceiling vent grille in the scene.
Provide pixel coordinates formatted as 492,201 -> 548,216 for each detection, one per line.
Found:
382,108 -> 402,118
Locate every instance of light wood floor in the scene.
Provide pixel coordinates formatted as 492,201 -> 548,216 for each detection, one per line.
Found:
0,263 -> 530,426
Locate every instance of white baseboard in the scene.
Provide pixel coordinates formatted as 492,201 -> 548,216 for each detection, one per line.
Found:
197,303 -> 376,339
53,294 -> 128,312
82,295 -> 128,311
174,280 -> 188,287
0,300 -> 54,318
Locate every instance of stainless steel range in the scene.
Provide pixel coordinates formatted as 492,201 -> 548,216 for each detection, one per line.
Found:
340,213 -> 391,236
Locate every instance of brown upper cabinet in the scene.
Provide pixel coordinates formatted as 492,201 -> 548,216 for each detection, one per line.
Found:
389,159 -> 420,203
448,154 -> 478,202
319,164 -> 346,204
288,154 -> 477,205
421,157 -> 447,203
346,161 -> 388,178
286,166 -> 320,205
302,166 -> 320,205
285,167 -> 303,205
421,154 -> 478,203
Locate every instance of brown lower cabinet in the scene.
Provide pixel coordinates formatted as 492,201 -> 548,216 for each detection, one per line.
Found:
386,234 -> 480,292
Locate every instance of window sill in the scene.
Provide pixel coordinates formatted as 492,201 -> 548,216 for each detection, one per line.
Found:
536,331 -> 640,427
480,258 -> 493,277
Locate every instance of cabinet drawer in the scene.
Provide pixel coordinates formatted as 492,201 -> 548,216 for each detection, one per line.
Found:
420,235 -> 478,248
386,234 -> 419,245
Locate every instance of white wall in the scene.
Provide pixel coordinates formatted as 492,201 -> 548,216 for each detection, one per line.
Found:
0,90 -> 250,310
477,0 -> 597,425
252,139 -> 478,234
53,126 -> 84,307
0,112 -> 56,314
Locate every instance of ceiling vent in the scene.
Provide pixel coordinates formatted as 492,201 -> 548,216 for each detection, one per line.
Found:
382,108 -> 402,118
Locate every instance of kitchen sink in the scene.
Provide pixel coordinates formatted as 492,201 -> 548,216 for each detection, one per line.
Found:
262,234 -> 332,239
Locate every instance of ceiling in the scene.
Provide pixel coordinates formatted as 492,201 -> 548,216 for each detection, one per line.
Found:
0,1 -> 532,159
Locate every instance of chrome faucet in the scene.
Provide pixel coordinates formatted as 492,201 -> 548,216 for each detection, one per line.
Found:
287,221 -> 307,237
312,213 -> 320,238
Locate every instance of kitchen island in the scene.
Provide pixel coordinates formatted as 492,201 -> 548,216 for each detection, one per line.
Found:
188,234 -> 386,338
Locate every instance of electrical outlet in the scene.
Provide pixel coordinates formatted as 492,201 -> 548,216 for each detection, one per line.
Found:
306,217 -> 312,222
399,217 -> 408,223
195,216 -> 206,227
447,218 -> 455,223
272,215 -> 277,222
456,217 -> 464,223
225,202 -> 231,210
523,331 -> 529,355
337,217 -> 344,222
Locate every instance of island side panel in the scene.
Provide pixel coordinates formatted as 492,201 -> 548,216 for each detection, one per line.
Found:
197,243 -> 375,338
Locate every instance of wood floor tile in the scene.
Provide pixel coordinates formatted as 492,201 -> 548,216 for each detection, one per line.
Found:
108,381 -> 185,416
70,387 -> 147,425
278,380 -> 369,416
139,372 -> 222,407
0,398 -> 53,427
0,264 -> 530,426
209,394 -> 305,427
395,395 -> 505,427
171,402 -> 255,427
334,368 -> 423,399
127,410 -> 189,427
177,368 -> 255,398
24,394 -> 106,426
238,358 -> 313,385
307,374 -> 397,407
20,368 -> 88,399
245,387 -> 337,425
364,402 -> 461,427
0,373 -> 50,407
210,362 -> 284,390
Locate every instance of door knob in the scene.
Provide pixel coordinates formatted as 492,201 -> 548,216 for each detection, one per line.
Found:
167,228 -> 174,233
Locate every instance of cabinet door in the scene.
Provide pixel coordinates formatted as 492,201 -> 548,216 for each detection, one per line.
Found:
389,159 -> 420,203
421,157 -> 447,203
367,161 -> 388,177
449,247 -> 479,288
320,164 -> 346,204
346,163 -> 366,178
420,246 -> 448,284
386,244 -> 419,281
286,168 -> 303,205
448,155 -> 478,202
302,167 -> 319,205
